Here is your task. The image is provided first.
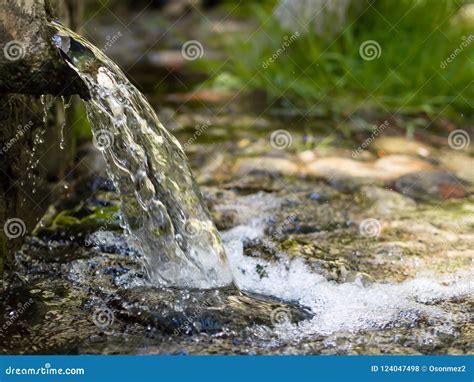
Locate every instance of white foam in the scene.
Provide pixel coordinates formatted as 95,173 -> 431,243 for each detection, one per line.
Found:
223,222 -> 473,338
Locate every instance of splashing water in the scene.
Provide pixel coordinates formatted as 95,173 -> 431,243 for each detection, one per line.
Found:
50,21 -> 232,288
219,192 -> 473,343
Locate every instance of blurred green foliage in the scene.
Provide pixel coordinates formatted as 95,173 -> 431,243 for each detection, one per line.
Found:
204,0 -> 473,118
71,99 -> 92,143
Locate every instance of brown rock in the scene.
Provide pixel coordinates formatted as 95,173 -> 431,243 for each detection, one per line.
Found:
305,155 -> 433,183
373,137 -> 432,157
234,157 -> 300,177
438,150 -> 474,183
305,157 -> 384,180
395,171 -> 469,200
374,155 -> 433,178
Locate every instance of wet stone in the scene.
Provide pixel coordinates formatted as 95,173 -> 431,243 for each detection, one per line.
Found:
110,287 -> 312,336
357,185 -> 417,216
438,150 -> 474,183
395,171 -> 469,201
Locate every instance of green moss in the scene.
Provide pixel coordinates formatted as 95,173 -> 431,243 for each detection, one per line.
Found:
151,228 -> 162,237
34,204 -> 121,236
280,239 -> 300,251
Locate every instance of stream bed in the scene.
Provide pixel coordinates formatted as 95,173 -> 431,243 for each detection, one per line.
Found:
2,9 -> 473,356
2,119 -> 473,354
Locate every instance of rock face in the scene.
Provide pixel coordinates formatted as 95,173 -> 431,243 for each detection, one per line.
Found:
0,0 -> 87,97
0,0 -> 85,267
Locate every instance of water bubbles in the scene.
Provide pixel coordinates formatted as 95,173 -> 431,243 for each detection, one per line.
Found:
223,215 -> 473,339
59,95 -> 73,150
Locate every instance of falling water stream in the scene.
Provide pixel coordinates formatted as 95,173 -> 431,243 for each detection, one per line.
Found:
49,21 -> 232,289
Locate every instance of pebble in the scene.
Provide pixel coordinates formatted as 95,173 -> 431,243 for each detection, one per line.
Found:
395,171 -> 468,200
373,136 -> 432,157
